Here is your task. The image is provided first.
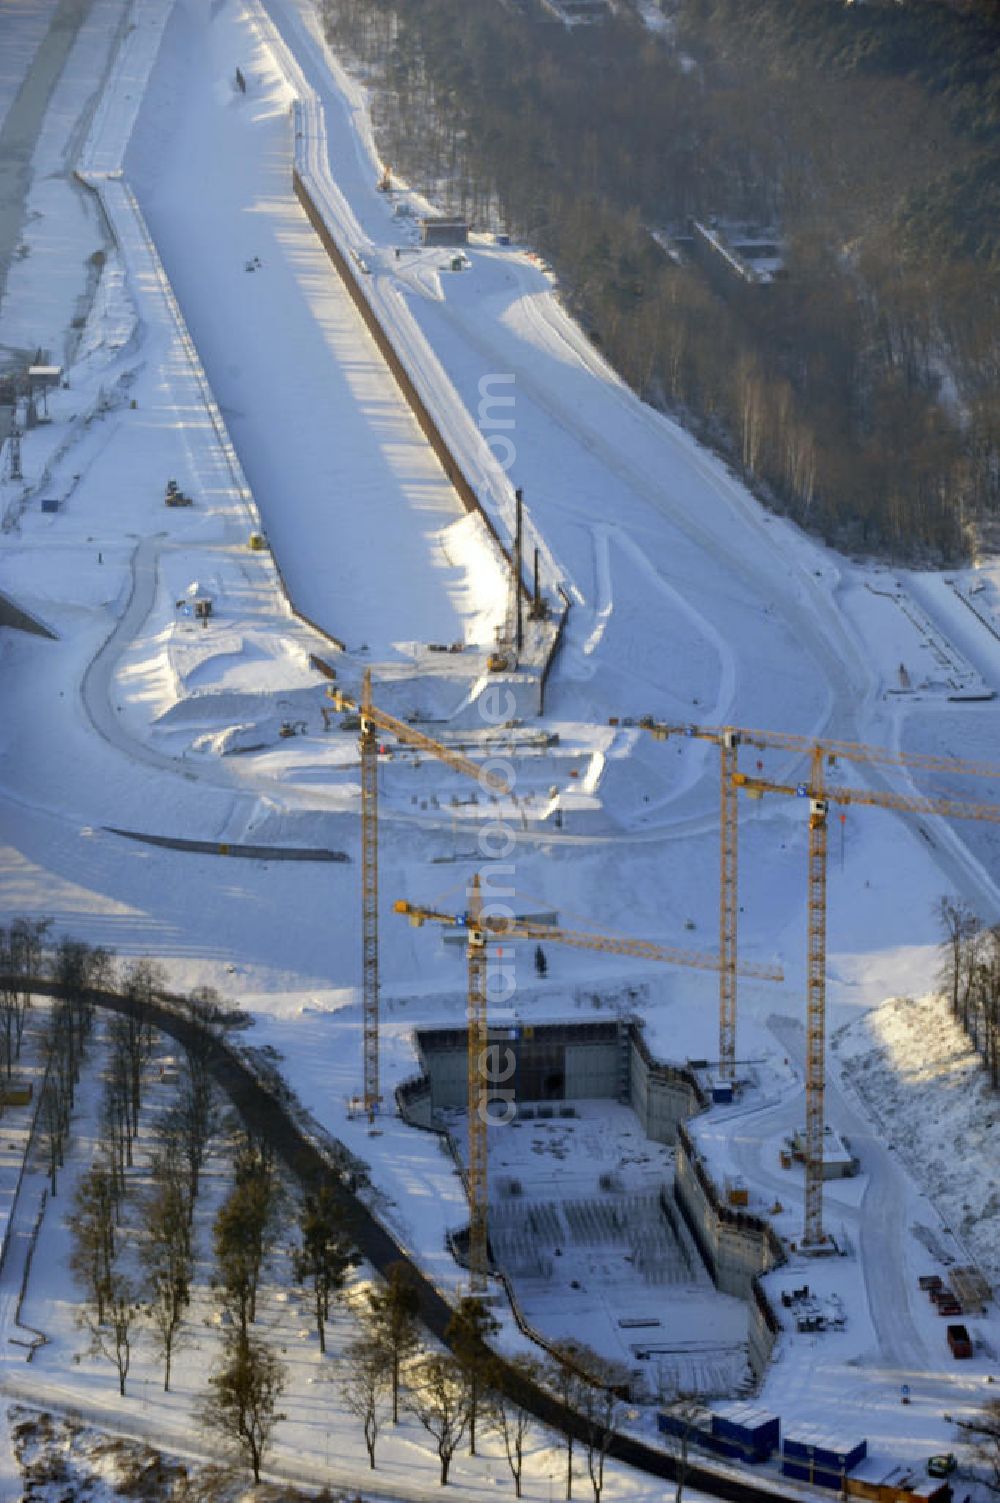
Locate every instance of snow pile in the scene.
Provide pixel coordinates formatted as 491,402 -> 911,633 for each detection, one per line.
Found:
833,993 -> 1000,1285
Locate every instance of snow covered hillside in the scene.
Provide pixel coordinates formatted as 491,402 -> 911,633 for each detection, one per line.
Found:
834,992 -> 1000,1288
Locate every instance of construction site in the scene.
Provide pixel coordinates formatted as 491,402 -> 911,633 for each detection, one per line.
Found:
2,0 -> 1000,1496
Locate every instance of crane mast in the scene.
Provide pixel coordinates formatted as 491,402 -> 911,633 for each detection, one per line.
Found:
803,749 -> 827,1247
719,731 -> 740,1080
360,673 -> 380,1117
333,671 -> 507,1119
732,758 -> 1000,1246
466,876 -> 489,1290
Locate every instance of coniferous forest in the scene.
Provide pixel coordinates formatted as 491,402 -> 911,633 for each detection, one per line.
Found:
320,0 -> 1000,562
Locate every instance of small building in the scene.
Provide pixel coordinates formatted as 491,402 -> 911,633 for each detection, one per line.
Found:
40,498 -> 59,514
658,1404 -> 779,1465
27,365 -> 62,391
193,596 -> 213,620
789,1124 -> 859,1179
783,1429 -> 867,1489
420,217 -> 469,248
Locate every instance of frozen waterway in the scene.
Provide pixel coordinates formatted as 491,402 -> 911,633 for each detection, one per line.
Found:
127,0 -> 507,660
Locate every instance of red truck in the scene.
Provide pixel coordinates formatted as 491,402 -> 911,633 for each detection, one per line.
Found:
947,1323 -> 972,1358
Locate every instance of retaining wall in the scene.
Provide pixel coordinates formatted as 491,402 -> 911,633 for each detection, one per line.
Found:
674,1121 -> 784,1377
629,1027 -> 705,1143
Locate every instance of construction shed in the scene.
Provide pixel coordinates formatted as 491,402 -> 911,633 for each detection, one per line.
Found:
783,1430 -> 868,1489
420,217 -> 469,247
847,1466 -> 954,1503
711,1404 -> 780,1463
658,1405 -> 779,1465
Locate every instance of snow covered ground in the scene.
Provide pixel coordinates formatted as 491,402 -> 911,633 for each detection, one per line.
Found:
834,992 -> 1000,1289
1,0 -> 999,1490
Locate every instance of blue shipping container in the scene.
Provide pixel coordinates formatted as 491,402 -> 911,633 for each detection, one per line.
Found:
712,1406 -> 780,1462
783,1431 -> 867,1474
782,1459 -> 845,1490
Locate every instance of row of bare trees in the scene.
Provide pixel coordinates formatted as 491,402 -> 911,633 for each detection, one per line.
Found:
70,966 -> 223,1399
9,924 -> 670,1494
0,919 -> 52,1084
937,897 -> 1000,1089
332,1266 -> 625,1500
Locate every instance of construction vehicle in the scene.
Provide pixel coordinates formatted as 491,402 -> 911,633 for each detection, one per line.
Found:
487,646 -> 513,673
396,873 -> 782,1291
946,1324 -> 972,1358
248,531 -> 267,551
164,479 -> 193,507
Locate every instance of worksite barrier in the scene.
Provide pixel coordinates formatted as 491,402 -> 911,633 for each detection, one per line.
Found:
7,973 -> 806,1503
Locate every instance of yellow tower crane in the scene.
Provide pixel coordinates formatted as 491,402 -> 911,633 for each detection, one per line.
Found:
733,750 -> 1000,1248
330,671 -> 508,1118
639,715 -> 1000,1081
396,875 -> 784,1290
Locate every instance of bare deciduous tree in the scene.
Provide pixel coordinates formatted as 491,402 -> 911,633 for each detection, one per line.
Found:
141,1170 -> 192,1392
341,1335 -> 390,1468
71,1161 -> 116,1324
214,1140 -> 279,1338
962,1397 -> 1000,1493
486,1356 -> 538,1499
572,1348 -> 624,1503
292,1185 -> 356,1354
546,1340 -> 590,1499
655,1379 -> 704,1503
88,1276 -> 140,1397
405,1353 -> 471,1486
445,1295 -> 500,1455
366,1261 -> 420,1424
203,1334 -> 287,1484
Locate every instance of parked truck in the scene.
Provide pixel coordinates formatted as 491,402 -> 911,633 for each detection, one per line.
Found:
946,1324 -> 972,1359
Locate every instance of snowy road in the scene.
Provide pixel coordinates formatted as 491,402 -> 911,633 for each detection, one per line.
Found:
770,1021 -> 928,1371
